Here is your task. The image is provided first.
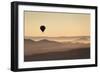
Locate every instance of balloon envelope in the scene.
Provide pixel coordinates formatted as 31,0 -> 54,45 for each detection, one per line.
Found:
40,25 -> 46,32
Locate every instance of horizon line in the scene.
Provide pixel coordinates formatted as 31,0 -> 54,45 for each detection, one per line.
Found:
25,35 -> 90,37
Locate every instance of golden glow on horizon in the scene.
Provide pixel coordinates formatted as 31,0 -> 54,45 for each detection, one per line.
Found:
24,11 -> 90,37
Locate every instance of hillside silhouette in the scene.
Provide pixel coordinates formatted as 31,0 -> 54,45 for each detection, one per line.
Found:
24,39 -> 90,61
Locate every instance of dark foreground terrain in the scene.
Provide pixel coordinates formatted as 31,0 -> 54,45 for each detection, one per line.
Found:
24,47 -> 90,62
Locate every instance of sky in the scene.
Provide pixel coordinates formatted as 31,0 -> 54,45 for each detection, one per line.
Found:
24,11 -> 90,37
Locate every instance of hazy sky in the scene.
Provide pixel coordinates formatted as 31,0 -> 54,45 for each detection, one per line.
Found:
24,11 -> 90,37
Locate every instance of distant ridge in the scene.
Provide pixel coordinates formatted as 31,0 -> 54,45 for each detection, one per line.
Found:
24,39 -> 35,43
75,37 -> 90,41
24,39 -> 61,44
37,39 -> 61,43
37,39 -> 52,43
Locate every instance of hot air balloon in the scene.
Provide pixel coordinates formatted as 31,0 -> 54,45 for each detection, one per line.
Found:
40,25 -> 46,32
